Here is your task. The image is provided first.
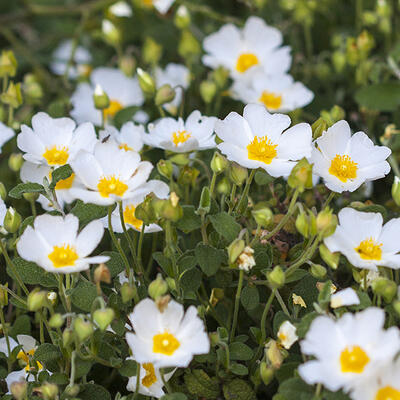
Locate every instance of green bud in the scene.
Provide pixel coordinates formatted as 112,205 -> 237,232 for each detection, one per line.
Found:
157,159 -> 173,180
227,238 -> 245,265
331,51 -> 347,73
200,80 -> 217,104
93,308 -> 115,331
319,243 -> 340,270
102,19 -> 121,45
62,329 -> 74,347
0,282 -> 8,307
121,282 -> 137,303
287,158 -> 313,193
197,186 -> 211,216
178,165 -> 199,187
311,117 -> 328,140
93,84 -> 110,110
27,289 -> 48,311
142,37 -> 162,66
174,5 -> 191,29
0,50 -> 17,78
316,207 -> 337,238
155,84 -> 176,106
23,74 -> 43,102
119,55 -> 136,77
252,206 -> 273,228
260,362 -> 274,386
357,30 -> 375,55
23,192 -> 39,202
135,194 -> 157,225
49,313 -> 64,329
64,384 -> 80,397
217,177 -> 231,195
0,182 -> 6,200
169,153 -> 189,166
8,153 -> 24,172
4,207 -> 22,234
1,81 -> 23,108
212,67 -> 229,89
392,176 -> 400,206
267,266 -> 285,288
210,152 -> 228,174
229,162 -> 248,186
137,68 -> 156,96
295,210 -> 316,238
372,278 -> 397,303
166,277 -> 177,292
148,273 -> 169,300
40,382 -> 59,400
10,381 -> 27,400
73,317 -> 94,342
310,263 -> 327,279
160,193 -> 183,222
330,105 -> 346,123
178,30 -> 200,61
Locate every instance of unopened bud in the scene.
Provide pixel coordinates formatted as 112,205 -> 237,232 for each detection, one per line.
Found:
319,243 -> 340,270
372,278 -> 397,303
8,153 -> 24,172
1,81 -> 23,108
217,177 -> 231,195
121,282 -> 137,303
148,273 -> 168,300
310,263 -> 327,279
169,153 -> 189,166
102,19 -> 121,45
227,238 -> 245,265
266,340 -> 283,369
142,37 -> 162,66
0,50 -> 17,78
267,266 -> 285,288
311,117 -> 328,140
212,67 -> 229,89
93,308 -> 115,331
23,192 -> 39,202
200,80 -> 217,104
73,317 -> 94,342
165,277 -> 176,292
135,194 -> 157,225
229,162 -> 248,186
155,84 -> 175,106
94,263 -> 111,284
0,182 -> 6,200
295,210 -> 316,238
119,54 -> 136,77
211,152 -> 228,174
137,68 -> 156,96
40,382 -> 59,400
4,207 -> 21,234
392,176 -> 400,207
174,5 -> 191,29
93,84 -> 110,110
28,289 -> 48,311
197,186 -> 211,216
62,329 -> 74,347
252,206 -> 273,228
260,362 -> 274,385
49,313 -> 64,329
160,193 -> 183,222
316,207 -> 337,238
178,30 -> 200,61
157,159 -> 173,179
288,158 -> 313,192
331,51 -> 346,73
0,283 -> 8,307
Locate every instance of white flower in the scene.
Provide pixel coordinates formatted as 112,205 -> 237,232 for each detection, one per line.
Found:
238,246 -> 256,272
144,110 -> 217,153
351,357 -> 400,400
0,198 -> 7,227
330,288 -> 360,308
70,141 -> 153,206
232,72 -> 313,113
103,180 -> 169,233
216,104 -> 312,177
311,120 -> 391,193
202,17 -> 291,81
155,63 -> 190,114
17,112 -> 97,167
299,308 -> 400,393
277,321 -> 298,350
50,40 -> 91,79
126,361 -> 174,398
0,335 -> 44,393
17,214 -> 109,274
126,298 -> 210,368
99,122 -> 144,153
145,0 -> 175,14
0,121 -> 14,153
325,208 -> 400,271
109,1 -> 132,17
20,161 -> 81,210
70,67 -> 144,126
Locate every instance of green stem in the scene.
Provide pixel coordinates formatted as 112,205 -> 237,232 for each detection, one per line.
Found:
0,308 -> 11,372
209,171 -> 217,197
228,184 -> 237,215
275,290 -> 290,317
200,215 -> 208,244
286,236 -> 320,278
356,0 -> 363,32
230,270 -> 244,342
323,192 -> 335,209
235,169 -> 256,214
137,224 -> 145,276
134,363 -> 141,398
303,23 -> 313,59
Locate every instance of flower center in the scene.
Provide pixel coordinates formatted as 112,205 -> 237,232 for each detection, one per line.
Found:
340,345 -> 370,373
141,363 -> 157,388
48,244 -> 79,268
153,332 -> 180,356
259,91 -> 282,110
17,349 -> 43,372
375,386 -> 400,400
123,205 -> 143,230
172,130 -> 191,146
119,143 -> 133,151
142,0 -> 153,7
328,154 -> 358,182
355,238 -> 383,260
247,136 -> 278,164
236,53 -> 259,73
103,99 -> 123,121
43,145 -> 69,166
55,173 -> 75,190
97,175 -> 128,198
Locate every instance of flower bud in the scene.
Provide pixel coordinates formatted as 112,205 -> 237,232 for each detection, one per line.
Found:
73,317 -> 94,342
157,159 -> 173,180
217,177 -> 231,195
143,37 -> 162,66
178,165 -> 199,187
93,308 -> 115,331
160,193 -> 183,222
135,194 -> 158,225
229,162 -> 248,186
0,283 -> 8,307
121,282 -> 137,303
23,74 -> 43,103
252,206 -> 273,228
200,80 -> 217,104
64,384 -> 80,397
108,1 -> 132,17
372,278 -> 397,303
331,51 -> 346,73
287,158 -> 313,192
357,30 -> 375,54
311,117 -> 328,140
211,152 -> 228,174
0,182 -> 6,201
1,81 -> 23,108
102,19 -> 121,45
49,313 -> 64,329
178,30 -> 201,61
260,362 -> 274,385
316,207 -> 337,238
40,382 -> 59,400
212,67 -> 229,89
155,84 -> 176,106
62,329 -> 74,347
267,266 -> 285,289
227,238 -> 245,265
148,273 -> 169,300
93,84 -> 110,110
165,277 -> 176,292
174,5 -> 191,29
295,210 -> 316,238
0,50 -> 17,78
137,68 -> 156,96
27,289 -> 48,311
94,263 -> 111,284
266,340 -> 283,369
310,263 -> 327,279
10,381 -> 27,400
23,192 -> 39,202
392,176 -> 400,207
119,54 -> 136,77
196,186 -> 211,216
319,243 -> 340,270
4,207 -> 22,234
169,153 -> 189,166
8,153 -> 24,172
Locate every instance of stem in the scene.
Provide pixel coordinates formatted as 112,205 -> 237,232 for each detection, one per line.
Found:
235,169 -> 256,214
0,308 -> 11,372
230,270 -> 244,342
323,192 -> 335,209
303,23 -> 313,59
200,215 -> 208,244
356,0 -> 363,32
275,290 -> 290,317
209,171 -> 217,197
286,236 -> 320,278
137,224 -> 145,276
228,184 -> 237,215
134,363 -> 141,398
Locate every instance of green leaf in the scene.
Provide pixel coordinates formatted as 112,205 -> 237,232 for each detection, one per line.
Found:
176,205 -> 202,233
323,390 -> 351,400
78,384 -> 111,400
8,258 -> 58,288
8,182 -> 45,199
230,362 -> 249,376
119,359 -> 137,377
208,212 -> 241,242
355,82 -> 400,111
195,243 -> 225,277
153,252 -> 173,276
253,243 -> 272,270
75,356 -> 93,379
184,369 -> 220,399
223,378 -> 256,400
71,200 -> 109,226
240,286 -> 259,311
278,377 -> 314,400
229,342 -> 253,361
297,312 -> 319,339
9,315 -> 31,337
47,372 -> 69,385
160,394 -> 188,400
70,280 -> 97,312
180,267 -> 202,292
33,343 -> 62,364
49,164 -> 73,189
102,251 -> 125,277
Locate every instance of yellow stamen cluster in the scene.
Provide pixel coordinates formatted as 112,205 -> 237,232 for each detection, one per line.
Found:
98,175 -> 128,198
43,145 -> 69,166
355,238 -> 383,261
153,332 -> 180,356
259,91 -> 282,110
119,143 -> 133,151
328,154 -> 358,182
141,363 -> 157,388
236,53 -> 259,73
48,244 -> 79,268
247,136 -> 278,164
172,130 -> 191,146
340,345 -> 370,373
123,205 -> 143,230
17,349 -> 43,372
